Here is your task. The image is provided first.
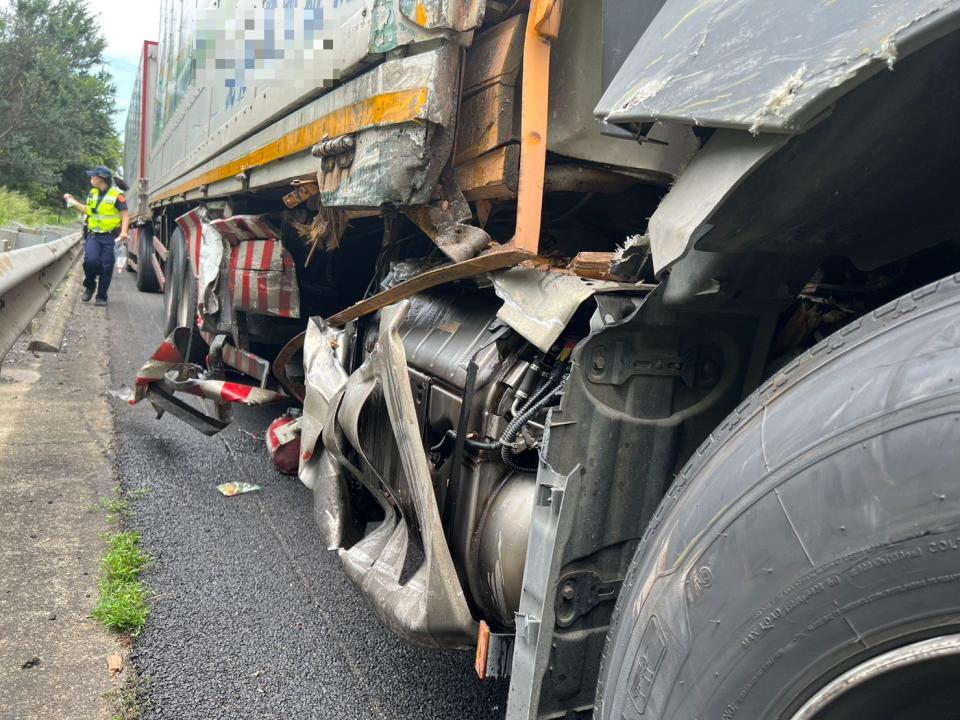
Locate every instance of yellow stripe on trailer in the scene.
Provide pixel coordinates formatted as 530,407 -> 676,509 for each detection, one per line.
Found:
150,87 -> 431,204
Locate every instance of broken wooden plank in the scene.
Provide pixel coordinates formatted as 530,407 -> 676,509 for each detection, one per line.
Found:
456,145 -> 520,201
326,246 -> 534,327
568,251 -> 627,281
455,15 -> 525,165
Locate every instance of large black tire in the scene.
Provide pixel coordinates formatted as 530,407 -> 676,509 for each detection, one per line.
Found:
135,227 -> 161,293
162,227 -> 187,337
596,274 -> 960,720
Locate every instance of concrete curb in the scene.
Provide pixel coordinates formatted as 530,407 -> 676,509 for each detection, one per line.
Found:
28,257 -> 85,353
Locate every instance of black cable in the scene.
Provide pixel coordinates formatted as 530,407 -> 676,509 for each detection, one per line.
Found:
498,377 -> 566,473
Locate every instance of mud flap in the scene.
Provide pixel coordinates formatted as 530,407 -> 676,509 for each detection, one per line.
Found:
132,327 -> 286,436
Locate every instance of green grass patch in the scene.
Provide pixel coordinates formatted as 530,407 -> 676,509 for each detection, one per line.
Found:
92,531 -> 150,635
100,496 -> 130,520
127,487 -> 151,501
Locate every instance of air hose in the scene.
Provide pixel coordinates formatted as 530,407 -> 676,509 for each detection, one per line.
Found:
498,375 -> 567,473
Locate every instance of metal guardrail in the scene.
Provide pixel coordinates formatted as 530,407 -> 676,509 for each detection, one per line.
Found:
0,232 -> 83,366
0,223 -> 78,252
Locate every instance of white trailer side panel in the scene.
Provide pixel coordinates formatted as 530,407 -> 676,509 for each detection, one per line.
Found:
149,0 -> 487,202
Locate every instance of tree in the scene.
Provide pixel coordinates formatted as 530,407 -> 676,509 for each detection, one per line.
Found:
0,0 -> 119,206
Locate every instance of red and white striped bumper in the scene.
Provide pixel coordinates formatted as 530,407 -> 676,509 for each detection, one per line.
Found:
132,328 -> 286,435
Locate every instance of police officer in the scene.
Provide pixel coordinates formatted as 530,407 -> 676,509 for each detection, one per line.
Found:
64,165 -> 130,306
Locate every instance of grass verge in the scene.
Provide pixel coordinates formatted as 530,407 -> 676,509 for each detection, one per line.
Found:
0,186 -> 73,226
92,531 -> 150,635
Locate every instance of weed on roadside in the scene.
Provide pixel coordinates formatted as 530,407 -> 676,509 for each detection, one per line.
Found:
127,487 -> 151,501
97,487 -> 149,521
100,496 -> 130,521
108,670 -> 147,720
92,531 -> 150,635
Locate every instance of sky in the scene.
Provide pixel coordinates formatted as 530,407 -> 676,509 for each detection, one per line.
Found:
92,0 -> 164,135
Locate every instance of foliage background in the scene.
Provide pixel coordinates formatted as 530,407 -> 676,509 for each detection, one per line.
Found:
0,0 -> 118,219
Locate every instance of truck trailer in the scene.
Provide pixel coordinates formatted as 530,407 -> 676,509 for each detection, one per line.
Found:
124,1 -> 960,718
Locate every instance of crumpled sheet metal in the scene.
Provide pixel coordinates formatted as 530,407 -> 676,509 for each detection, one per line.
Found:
398,0 -> 485,32
175,209 -> 224,316
596,0 -> 960,134
322,302 -> 477,649
318,44 -> 459,208
132,328 -> 284,406
133,327 -> 191,403
298,318 -> 349,481
161,374 -> 285,406
490,267 -> 645,353
198,223 -> 223,315
371,0 -> 485,53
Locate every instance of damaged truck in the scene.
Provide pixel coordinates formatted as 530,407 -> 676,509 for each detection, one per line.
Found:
124,1 -> 960,717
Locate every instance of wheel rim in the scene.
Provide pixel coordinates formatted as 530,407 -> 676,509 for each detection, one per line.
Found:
790,634 -> 960,720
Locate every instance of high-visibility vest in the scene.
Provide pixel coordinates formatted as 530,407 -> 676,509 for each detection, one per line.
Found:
86,186 -> 123,233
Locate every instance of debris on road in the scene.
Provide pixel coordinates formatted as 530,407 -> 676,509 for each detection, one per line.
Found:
217,482 -> 261,497
108,386 -> 135,403
20,656 -> 41,670
107,652 -> 124,675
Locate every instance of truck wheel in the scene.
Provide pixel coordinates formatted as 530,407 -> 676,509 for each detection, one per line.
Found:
135,228 -> 161,293
595,274 -> 960,720
162,228 -> 186,337
175,255 -> 197,331
125,241 -> 136,272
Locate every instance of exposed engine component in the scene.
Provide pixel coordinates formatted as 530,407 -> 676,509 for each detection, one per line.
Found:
473,473 -> 536,628
306,284 -> 579,642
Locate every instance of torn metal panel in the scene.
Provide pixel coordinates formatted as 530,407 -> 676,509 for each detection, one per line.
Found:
303,328 -> 356,550
153,45 -> 459,205
299,318 -> 349,472
646,129 -> 788,274
161,372 -> 285,406
198,223 -> 224,316
399,0 -> 485,32
326,302 -> 477,649
407,169 -> 493,262
303,449 -> 351,550
321,122 -> 439,207
596,0 -> 960,134
199,328 -> 272,386
133,328 -> 284,406
490,267 -> 648,353
145,385 -> 229,437
175,209 -> 203,281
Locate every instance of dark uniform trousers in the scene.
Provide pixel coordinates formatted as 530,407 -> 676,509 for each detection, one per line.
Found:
83,231 -> 117,301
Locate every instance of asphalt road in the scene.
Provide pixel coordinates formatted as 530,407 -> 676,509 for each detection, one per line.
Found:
107,272 -> 509,719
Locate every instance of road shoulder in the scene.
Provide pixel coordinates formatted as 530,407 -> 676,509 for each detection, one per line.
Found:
0,295 -> 127,718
